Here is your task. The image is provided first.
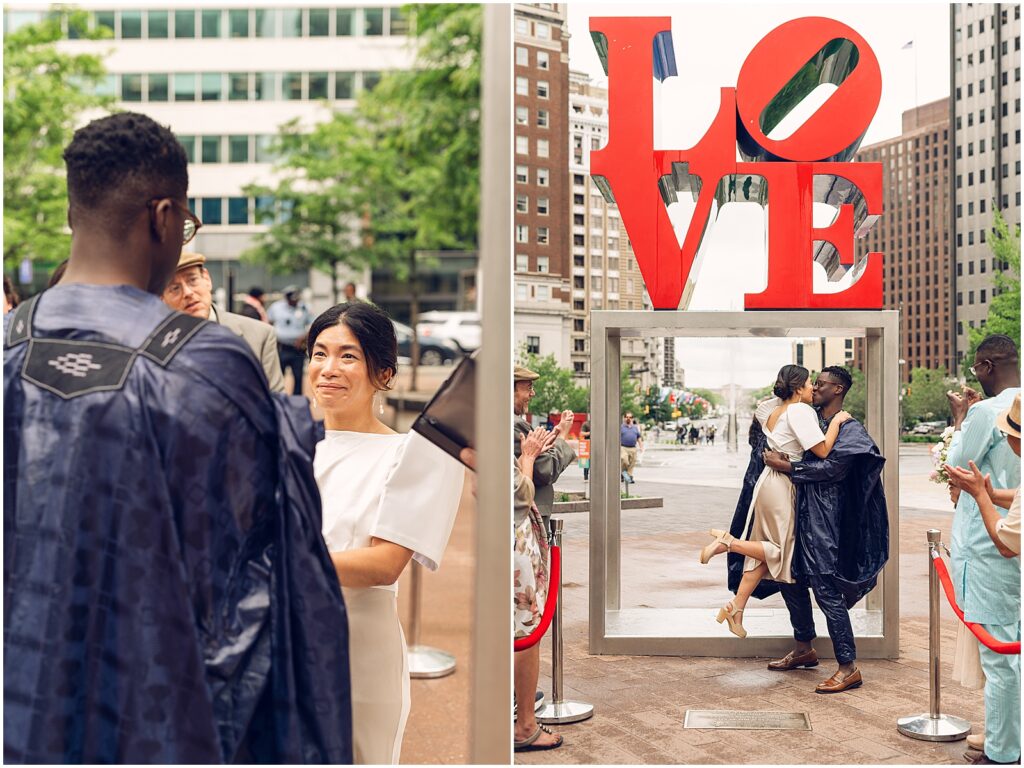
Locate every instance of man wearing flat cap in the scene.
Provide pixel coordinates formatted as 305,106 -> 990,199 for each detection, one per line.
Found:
513,365 -> 575,525
162,251 -> 285,392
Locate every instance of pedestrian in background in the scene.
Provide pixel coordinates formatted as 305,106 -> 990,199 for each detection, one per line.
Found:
239,286 -> 269,323
620,412 -> 643,484
268,285 -> 314,395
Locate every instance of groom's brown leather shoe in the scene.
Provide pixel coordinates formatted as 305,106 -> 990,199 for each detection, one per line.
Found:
767,649 -> 819,671
815,668 -> 862,694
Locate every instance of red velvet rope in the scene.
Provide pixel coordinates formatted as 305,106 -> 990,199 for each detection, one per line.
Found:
514,545 -> 561,652
931,551 -> 1021,655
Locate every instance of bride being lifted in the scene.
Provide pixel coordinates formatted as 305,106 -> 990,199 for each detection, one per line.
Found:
700,364 -> 851,637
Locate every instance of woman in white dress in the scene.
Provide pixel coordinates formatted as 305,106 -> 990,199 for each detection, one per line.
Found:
307,302 -> 465,764
700,365 -> 850,637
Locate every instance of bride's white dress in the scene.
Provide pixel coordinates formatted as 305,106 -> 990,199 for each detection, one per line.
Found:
315,430 -> 464,764
742,399 -> 826,582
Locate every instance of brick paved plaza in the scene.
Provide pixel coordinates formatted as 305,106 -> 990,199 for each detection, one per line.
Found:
518,441 -> 989,765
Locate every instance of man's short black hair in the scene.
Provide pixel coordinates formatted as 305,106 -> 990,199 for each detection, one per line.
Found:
976,334 -> 1018,362
63,112 -> 188,214
820,365 -> 854,393
248,286 -> 265,298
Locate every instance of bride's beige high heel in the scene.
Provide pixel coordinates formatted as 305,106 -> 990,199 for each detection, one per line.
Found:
717,602 -> 747,638
699,529 -> 735,564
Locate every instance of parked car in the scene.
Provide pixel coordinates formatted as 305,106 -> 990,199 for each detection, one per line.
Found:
416,311 -> 481,352
911,420 -> 948,435
393,321 -> 460,366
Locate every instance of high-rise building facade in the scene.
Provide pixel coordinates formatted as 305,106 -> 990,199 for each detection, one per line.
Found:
5,4 -> 414,311
513,3 -> 571,364
855,99 -> 953,379
951,3 -> 1021,363
565,70 -> 649,381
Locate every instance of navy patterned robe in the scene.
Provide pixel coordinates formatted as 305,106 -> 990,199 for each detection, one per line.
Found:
4,285 -> 352,764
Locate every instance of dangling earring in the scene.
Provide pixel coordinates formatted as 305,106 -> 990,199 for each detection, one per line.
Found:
378,391 -> 384,417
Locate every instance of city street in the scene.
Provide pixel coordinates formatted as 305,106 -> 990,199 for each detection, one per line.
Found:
517,431 -> 988,765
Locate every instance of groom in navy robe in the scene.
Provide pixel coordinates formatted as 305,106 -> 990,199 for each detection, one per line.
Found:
4,113 -> 352,763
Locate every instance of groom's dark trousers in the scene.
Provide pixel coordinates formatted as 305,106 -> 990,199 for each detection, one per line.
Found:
779,578 -> 857,665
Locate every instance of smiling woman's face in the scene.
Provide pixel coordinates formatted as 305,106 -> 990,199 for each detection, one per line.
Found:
307,322 -> 375,415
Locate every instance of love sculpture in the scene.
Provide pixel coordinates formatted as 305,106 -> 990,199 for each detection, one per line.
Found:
590,16 -> 885,310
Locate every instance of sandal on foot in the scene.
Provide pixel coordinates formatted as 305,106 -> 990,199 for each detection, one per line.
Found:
700,529 -> 735,564
514,723 -> 563,752
716,601 -> 747,638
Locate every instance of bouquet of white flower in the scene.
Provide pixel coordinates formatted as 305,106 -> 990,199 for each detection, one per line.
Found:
929,425 -> 957,485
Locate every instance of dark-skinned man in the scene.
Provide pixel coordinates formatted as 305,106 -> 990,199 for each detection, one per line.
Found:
4,113 -> 352,763
758,366 -> 889,694
945,334 -> 1020,766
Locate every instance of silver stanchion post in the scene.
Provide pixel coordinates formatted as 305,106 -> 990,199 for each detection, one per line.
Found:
537,517 -> 594,724
406,560 -> 456,679
897,529 -> 971,741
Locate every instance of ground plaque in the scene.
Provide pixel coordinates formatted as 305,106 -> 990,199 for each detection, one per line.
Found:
683,710 -> 811,731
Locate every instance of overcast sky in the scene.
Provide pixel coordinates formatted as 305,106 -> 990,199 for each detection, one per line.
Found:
567,3 -> 950,388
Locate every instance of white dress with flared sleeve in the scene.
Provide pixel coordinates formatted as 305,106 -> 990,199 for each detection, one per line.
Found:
315,430 -> 465,765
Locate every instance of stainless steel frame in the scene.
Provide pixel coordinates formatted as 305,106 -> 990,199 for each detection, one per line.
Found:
589,310 -> 900,659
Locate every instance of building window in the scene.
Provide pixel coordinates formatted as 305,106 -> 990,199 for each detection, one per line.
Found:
515,194 -> 528,213
535,22 -> 550,40
333,9 -> 353,35
229,135 -> 249,163
537,227 -> 549,245
516,283 -> 528,301
537,197 -> 549,215
516,136 -> 529,155
256,72 -> 279,101
121,10 -> 142,38
201,9 -> 222,38
228,197 -> 249,225
229,72 -> 250,101
515,17 -> 528,35
148,73 -> 168,102
537,285 -> 550,301
516,46 -> 528,66
516,225 -> 529,243
364,7 -> 385,36
537,51 -> 549,70
537,109 -> 549,128
537,168 -> 549,186
334,72 -> 354,100
309,8 -> 329,36
526,335 -> 540,354
201,72 -> 222,101
515,76 -> 528,96
537,81 -> 549,99
201,136 -> 221,163
201,197 -> 223,225
121,73 -> 143,102
515,165 -> 528,184
229,9 -> 249,37
172,9 -> 193,37
537,256 -> 549,273
537,139 -> 549,158
283,72 -> 303,100
515,254 -> 528,272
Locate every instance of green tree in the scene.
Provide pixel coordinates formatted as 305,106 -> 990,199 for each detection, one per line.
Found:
517,352 -> 589,418
841,366 -> 867,424
962,209 -> 1021,378
620,364 -> 643,419
903,367 -> 953,427
244,4 -> 481,390
4,10 -> 112,272
691,387 -> 723,407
